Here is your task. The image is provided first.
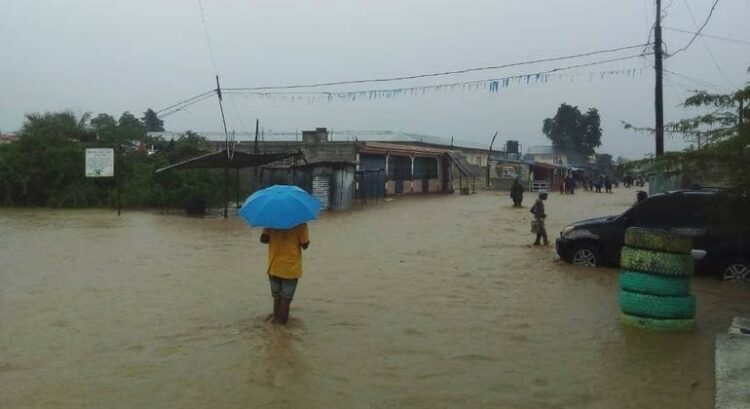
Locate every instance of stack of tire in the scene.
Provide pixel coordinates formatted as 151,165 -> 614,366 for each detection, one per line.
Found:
619,227 -> 696,331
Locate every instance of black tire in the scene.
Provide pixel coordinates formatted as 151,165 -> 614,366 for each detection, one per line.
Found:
571,243 -> 603,267
720,256 -> 750,283
624,227 -> 692,255
620,246 -> 694,276
619,290 -> 696,319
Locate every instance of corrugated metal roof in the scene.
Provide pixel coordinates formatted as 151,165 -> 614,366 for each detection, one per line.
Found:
148,130 -> 494,150
360,142 -> 450,156
446,151 -> 479,177
155,149 -> 299,173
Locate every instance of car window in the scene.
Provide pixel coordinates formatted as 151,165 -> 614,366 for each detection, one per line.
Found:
631,196 -> 674,227
631,194 -> 709,228
671,195 -> 709,227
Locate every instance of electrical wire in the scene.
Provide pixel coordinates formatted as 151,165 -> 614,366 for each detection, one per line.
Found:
678,0 -> 737,89
669,0 -> 719,56
225,43 -> 651,91
158,92 -> 217,118
664,27 -> 750,47
158,46 -> 652,115
155,90 -> 215,115
197,0 -> 219,75
663,68 -> 718,89
224,54 -> 649,98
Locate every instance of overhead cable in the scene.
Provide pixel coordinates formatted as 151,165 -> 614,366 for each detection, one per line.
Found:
224,54 -> 649,98
664,27 -> 750,47
226,43 -> 651,91
669,0 -> 720,57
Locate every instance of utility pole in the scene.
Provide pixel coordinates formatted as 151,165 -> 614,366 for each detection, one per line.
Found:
654,0 -> 665,156
487,131 -> 498,187
215,75 -> 229,218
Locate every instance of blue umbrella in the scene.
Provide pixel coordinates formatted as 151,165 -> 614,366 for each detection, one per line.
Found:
238,185 -> 321,229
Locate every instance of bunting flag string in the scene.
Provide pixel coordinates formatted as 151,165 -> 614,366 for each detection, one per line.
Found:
223,66 -> 646,104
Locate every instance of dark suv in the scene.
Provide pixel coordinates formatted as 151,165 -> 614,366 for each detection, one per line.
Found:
555,190 -> 750,282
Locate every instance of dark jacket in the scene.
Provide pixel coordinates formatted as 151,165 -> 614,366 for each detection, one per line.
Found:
531,199 -> 546,218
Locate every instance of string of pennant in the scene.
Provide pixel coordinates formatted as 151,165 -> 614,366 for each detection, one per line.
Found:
222,67 -> 645,104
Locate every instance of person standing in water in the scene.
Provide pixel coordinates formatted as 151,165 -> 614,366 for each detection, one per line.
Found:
530,190 -> 549,246
260,223 -> 310,325
510,179 -> 524,207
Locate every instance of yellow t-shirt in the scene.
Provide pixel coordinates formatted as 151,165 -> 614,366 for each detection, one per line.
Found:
262,223 -> 310,279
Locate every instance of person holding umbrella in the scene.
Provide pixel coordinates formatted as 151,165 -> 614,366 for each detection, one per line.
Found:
239,185 -> 321,325
259,224 -> 309,324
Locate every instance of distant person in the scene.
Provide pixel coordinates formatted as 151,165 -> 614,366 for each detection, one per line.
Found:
636,190 -> 648,204
594,177 -> 603,193
510,179 -> 524,207
530,190 -> 549,246
260,223 -> 310,325
567,176 -> 576,194
604,177 -> 613,193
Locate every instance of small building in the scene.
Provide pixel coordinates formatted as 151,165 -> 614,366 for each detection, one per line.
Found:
489,157 -> 531,190
357,142 -> 453,195
525,145 -> 568,167
260,161 -> 356,211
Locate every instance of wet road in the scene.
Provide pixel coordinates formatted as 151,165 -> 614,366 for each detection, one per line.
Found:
1,188 -> 749,408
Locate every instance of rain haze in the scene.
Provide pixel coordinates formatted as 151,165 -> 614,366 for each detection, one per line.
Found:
1,0 -> 748,158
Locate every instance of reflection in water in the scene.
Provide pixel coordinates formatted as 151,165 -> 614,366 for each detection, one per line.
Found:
1,191 -> 749,408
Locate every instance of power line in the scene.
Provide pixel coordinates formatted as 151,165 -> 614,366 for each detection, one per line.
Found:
678,0 -> 737,89
158,92 -> 216,118
224,54 -> 648,98
669,0 -> 719,57
664,27 -> 750,47
226,43 -> 651,91
157,47 -> 651,116
197,0 -> 219,75
663,68 -> 718,89
155,89 -> 215,114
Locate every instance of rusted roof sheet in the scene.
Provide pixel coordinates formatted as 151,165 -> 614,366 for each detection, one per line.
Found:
446,151 -> 479,177
359,141 -> 450,156
155,149 -> 300,173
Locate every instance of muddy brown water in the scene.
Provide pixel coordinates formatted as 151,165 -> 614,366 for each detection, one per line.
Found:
2,188 -> 749,408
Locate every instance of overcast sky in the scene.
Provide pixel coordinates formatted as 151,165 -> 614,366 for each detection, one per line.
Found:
1,0 -> 748,158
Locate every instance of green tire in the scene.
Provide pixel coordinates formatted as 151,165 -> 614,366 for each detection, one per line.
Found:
624,227 -> 692,255
619,290 -> 696,319
620,313 -> 696,331
619,270 -> 691,297
620,246 -> 694,276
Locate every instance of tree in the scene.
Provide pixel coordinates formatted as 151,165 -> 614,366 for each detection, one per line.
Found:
90,113 -> 118,143
116,111 -> 147,144
19,111 -> 95,143
142,108 -> 164,132
542,103 -> 602,157
622,71 -> 750,231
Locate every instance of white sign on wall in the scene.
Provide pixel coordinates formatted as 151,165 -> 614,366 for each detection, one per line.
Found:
85,148 -> 114,177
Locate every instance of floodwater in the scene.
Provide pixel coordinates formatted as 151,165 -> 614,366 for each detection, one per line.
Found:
1,188 -> 749,409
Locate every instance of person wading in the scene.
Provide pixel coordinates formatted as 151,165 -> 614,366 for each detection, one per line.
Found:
530,190 -> 549,246
260,223 -> 310,325
510,178 -> 524,207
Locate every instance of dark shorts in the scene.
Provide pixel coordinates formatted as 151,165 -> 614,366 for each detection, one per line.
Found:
269,276 -> 298,300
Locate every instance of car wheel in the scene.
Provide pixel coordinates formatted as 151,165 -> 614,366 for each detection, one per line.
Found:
721,257 -> 750,283
571,243 -> 602,267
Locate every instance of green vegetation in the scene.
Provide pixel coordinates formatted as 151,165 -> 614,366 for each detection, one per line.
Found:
542,103 -> 603,160
623,71 -> 750,231
0,110 -> 223,210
